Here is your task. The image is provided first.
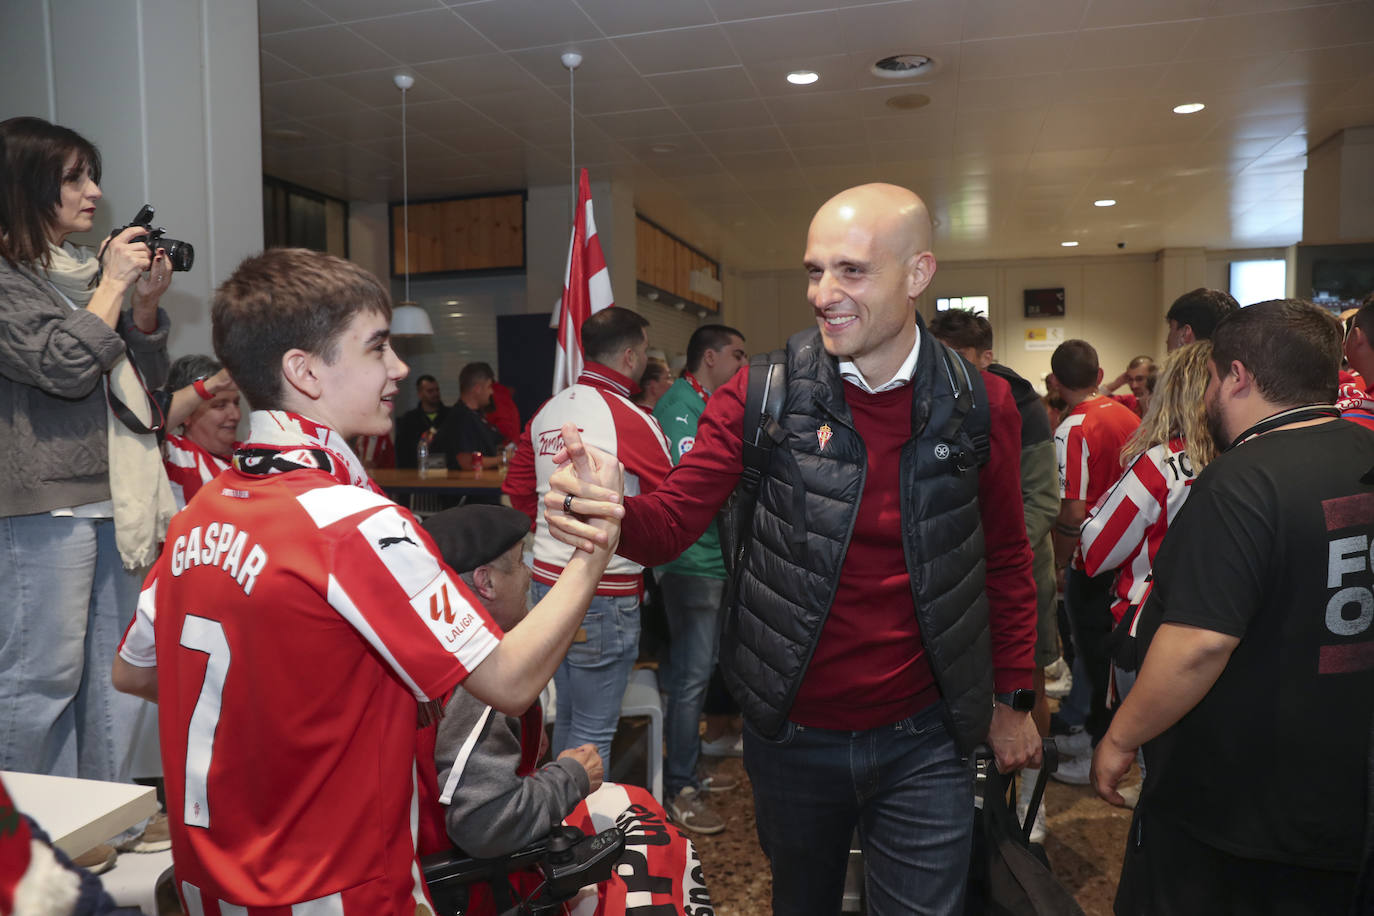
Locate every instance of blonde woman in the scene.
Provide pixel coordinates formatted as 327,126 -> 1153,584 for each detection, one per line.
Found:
1079,342 -> 1217,699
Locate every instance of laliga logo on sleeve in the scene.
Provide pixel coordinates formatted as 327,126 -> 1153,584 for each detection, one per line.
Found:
817,424 -> 833,451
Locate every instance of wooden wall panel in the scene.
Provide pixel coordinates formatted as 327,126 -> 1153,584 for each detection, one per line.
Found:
635,215 -> 719,311
391,192 -> 524,275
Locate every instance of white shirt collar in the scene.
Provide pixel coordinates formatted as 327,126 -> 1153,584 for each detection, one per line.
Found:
838,326 -> 921,395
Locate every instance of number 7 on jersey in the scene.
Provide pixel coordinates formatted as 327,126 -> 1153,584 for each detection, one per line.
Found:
180,616 -> 230,828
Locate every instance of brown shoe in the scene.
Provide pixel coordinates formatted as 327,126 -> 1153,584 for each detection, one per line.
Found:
116,811 -> 172,853
72,843 -> 118,875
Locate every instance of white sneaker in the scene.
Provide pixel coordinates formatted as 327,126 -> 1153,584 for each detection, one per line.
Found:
1051,753 -> 1091,786
1043,658 -> 1073,699
1052,726 -> 1091,759
1016,768 -> 1048,844
699,732 -> 743,758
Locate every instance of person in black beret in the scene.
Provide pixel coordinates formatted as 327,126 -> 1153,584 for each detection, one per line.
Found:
420,505 -> 605,860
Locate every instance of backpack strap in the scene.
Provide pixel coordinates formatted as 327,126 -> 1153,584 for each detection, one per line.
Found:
720,349 -> 787,578
936,344 -> 991,470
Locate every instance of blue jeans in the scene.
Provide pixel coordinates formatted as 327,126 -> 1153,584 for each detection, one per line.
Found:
531,581 -> 640,771
0,513 -> 147,780
659,572 -> 725,798
744,703 -> 974,916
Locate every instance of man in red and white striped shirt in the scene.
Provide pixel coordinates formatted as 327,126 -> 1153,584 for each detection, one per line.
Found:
504,307 -> 673,770
1050,339 -> 1140,783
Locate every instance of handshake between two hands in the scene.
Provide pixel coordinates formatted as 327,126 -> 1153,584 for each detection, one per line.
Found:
542,422 -> 627,556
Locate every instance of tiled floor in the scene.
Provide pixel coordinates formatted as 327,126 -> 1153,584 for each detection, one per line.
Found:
686,756 -> 1134,916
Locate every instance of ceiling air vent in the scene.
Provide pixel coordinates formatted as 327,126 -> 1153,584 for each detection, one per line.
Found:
871,54 -> 934,79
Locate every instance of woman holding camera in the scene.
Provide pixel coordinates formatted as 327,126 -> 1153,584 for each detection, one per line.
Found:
0,116 -> 175,792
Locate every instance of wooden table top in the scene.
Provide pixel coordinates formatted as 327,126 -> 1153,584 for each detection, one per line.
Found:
370,466 -> 507,492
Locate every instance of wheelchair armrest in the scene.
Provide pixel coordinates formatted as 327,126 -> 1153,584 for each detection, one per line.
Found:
422,825 -> 627,915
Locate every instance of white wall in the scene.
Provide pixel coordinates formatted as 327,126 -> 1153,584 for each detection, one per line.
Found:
0,0 -> 263,363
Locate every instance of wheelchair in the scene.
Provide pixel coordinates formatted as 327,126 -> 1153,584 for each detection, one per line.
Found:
421,824 -> 626,916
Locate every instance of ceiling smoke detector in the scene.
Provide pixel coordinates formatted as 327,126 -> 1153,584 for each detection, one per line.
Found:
871,54 -> 935,80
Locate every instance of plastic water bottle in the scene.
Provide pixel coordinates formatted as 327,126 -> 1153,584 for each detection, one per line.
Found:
417,437 -> 430,478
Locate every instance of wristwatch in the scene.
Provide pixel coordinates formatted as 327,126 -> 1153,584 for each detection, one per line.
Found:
994,689 -> 1036,712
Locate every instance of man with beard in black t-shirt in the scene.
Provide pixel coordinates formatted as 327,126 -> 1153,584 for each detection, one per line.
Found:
1091,299 -> 1374,915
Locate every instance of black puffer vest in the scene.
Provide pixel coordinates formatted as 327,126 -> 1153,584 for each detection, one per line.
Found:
720,321 -> 994,752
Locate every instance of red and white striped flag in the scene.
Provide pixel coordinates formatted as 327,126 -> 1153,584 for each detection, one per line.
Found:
551,168 -> 615,394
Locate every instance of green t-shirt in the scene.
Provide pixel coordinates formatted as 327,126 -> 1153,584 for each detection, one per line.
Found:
653,377 -> 726,579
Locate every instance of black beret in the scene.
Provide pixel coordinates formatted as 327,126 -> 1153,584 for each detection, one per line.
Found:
421,504 -> 530,574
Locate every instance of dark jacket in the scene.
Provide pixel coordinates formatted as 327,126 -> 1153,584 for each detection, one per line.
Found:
722,323 -> 995,752
395,402 -> 450,469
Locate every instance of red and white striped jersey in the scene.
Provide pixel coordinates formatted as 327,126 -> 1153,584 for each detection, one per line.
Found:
1080,436 -> 1197,622
503,362 -> 672,596
1054,396 -> 1140,505
162,433 -> 232,510
119,411 -> 502,914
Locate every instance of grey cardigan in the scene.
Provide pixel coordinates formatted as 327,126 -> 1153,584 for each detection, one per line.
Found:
0,256 -> 169,517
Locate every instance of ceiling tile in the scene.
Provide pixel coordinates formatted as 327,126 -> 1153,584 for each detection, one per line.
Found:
325,69 -> 454,107
1266,44 -> 1374,87
260,25 -> 397,76
960,0 -> 1089,41
954,74 -> 1058,110
258,0 -> 333,34
308,0 -> 445,23
696,125 -> 789,154
1157,54 -> 1285,94
574,0 -> 717,37
722,11 -> 842,63
347,9 -> 493,63
1080,0 -> 1209,29
839,0 -> 964,53
300,107 -> 404,141
1052,65 -> 1166,104
454,0 -> 601,51
613,25 -> 741,75
1176,6 -> 1339,59
551,77 -> 666,114
648,66 -> 758,106
676,99 -> 776,132
778,118 -> 866,147
764,90 -> 867,123
621,134 -> 711,157
426,125 -> 527,152
260,51 -> 308,84
396,98 -> 501,135
463,87 -> 571,124
707,0 -> 874,21
1067,22 -> 1200,71
959,34 -> 1078,81
590,107 -> 691,138
791,144 -> 875,167
261,78 -> 372,119
647,155 -> 729,179
508,39 -> 640,84
413,54 -> 545,97
353,132 -> 464,162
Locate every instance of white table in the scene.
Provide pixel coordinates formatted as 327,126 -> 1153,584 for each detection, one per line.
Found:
2,771 -> 159,856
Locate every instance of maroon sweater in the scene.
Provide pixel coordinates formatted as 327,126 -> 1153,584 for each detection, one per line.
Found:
620,364 -> 1035,729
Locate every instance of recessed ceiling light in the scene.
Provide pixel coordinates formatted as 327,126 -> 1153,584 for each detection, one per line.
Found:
787,70 -> 819,85
1061,241 -> 1079,247
649,143 -> 678,154
448,312 -> 463,318
267,127 -> 307,140
1172,102 -> 1205,114
445,299 -> 459,305
1093,199 -> 1116,207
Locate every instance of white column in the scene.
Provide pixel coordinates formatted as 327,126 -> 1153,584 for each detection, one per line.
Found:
0,0 -> 263,360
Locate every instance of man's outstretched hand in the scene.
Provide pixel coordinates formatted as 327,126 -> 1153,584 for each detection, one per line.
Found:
543,423 -> 626,554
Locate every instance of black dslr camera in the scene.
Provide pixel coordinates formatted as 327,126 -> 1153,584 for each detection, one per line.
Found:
118,204 -> 194,272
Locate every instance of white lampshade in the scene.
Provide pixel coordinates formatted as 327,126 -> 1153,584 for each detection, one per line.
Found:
391,302 -> 433,336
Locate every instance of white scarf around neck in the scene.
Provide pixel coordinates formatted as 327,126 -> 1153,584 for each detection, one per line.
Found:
46,240 -> 175,569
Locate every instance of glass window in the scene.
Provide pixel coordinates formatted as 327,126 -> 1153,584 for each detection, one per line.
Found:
936,295 -> 989,318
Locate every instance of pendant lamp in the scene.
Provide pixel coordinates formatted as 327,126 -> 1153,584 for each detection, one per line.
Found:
390,72 -> 433,337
